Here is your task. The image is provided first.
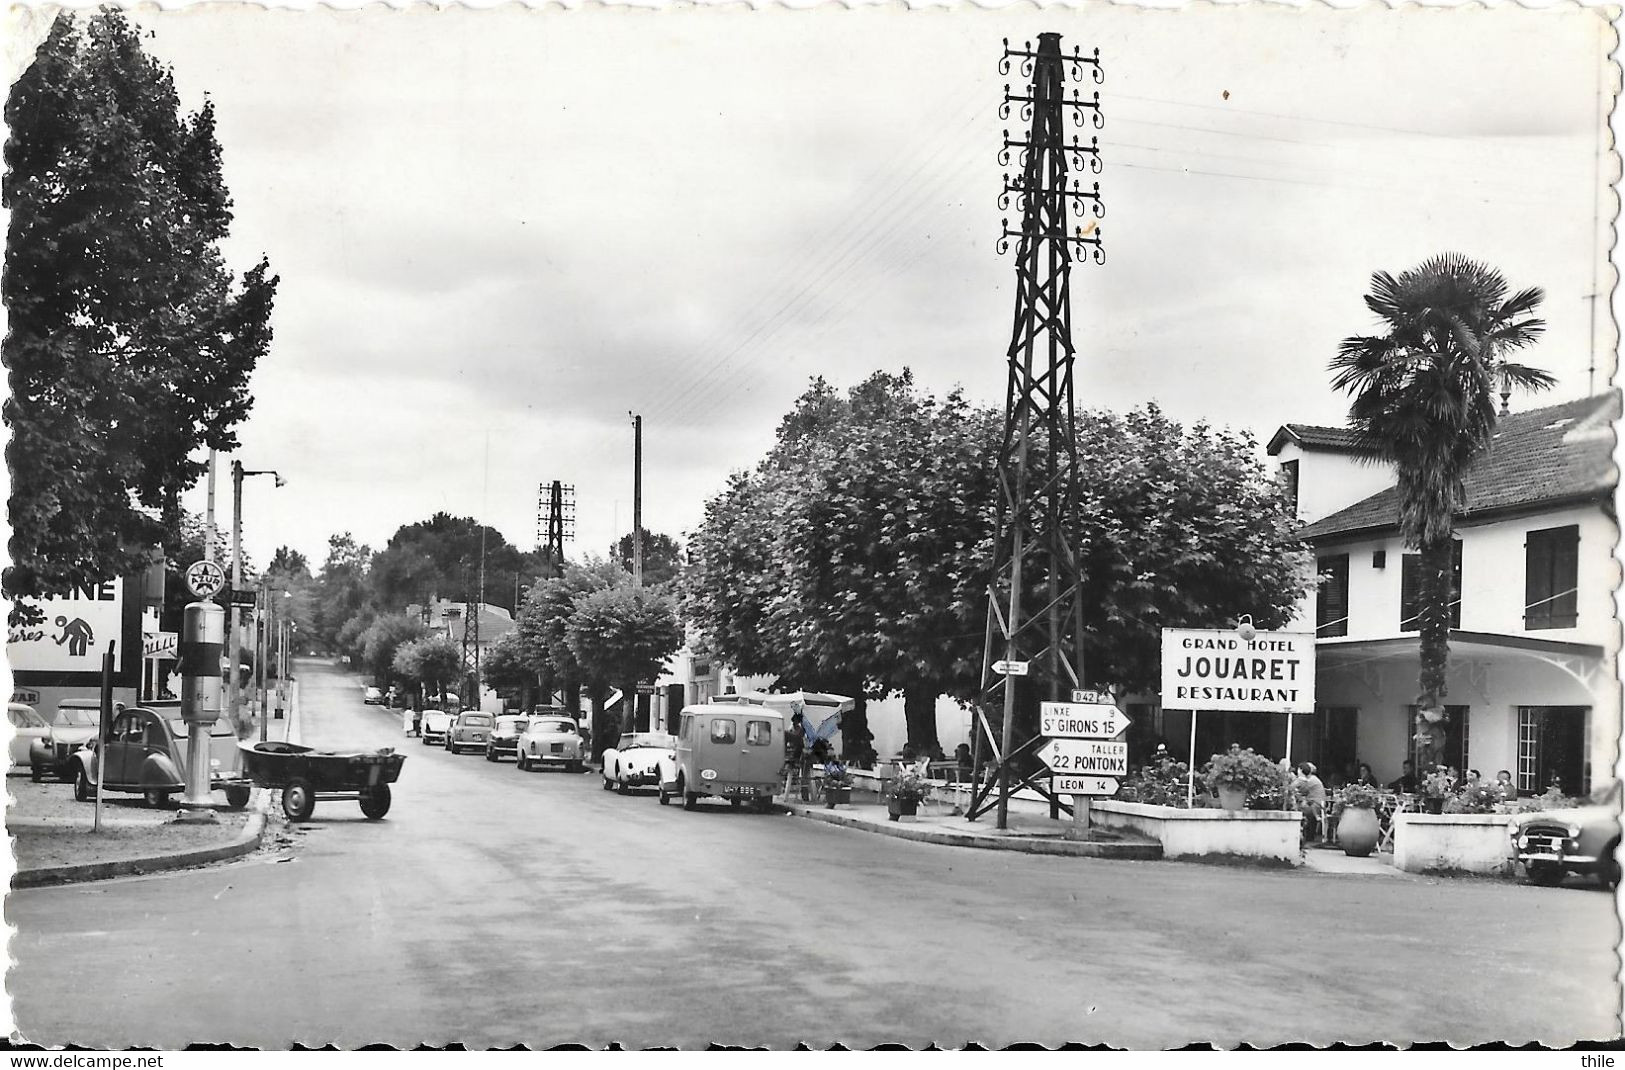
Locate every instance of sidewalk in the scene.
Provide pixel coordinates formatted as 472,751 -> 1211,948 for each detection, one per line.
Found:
7,686 -> 300,888
780,791 -> 1163,860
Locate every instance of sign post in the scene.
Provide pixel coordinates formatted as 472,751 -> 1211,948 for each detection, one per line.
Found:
1035,701 -> 1131,840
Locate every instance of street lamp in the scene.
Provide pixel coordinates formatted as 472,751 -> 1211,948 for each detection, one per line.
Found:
227,461 -> 284,739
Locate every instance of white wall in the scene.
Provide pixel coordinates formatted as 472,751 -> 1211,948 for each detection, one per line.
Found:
1309,504 -> 1617,646
1274,440 -> 1395,526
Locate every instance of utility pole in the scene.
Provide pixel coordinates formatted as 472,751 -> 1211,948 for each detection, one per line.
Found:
204,450 -> 217,564
970,34 -> 1104,830
228,460 -> 243,736
631,413 -> 644,588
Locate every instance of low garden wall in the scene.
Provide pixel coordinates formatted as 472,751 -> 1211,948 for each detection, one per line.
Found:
1091,800 -> 1301,864
1392,813 -> 1516,876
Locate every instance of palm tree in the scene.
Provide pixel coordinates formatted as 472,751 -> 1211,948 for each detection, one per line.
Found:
1330,254 -> 1554,767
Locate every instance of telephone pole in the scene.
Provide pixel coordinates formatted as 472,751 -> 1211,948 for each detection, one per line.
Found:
631,413 -> 644,588
970,33 -> 1104,829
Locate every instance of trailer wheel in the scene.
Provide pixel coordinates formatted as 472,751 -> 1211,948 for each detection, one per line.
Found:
225,785 -> 252,810
359,784 -> 392,820
282,778 -> 316,821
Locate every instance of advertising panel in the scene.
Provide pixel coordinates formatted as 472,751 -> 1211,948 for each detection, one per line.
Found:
1159,627 -> 1315,714
7,577 -> 141,687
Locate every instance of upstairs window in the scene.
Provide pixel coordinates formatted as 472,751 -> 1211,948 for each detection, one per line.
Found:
1525,525 -> 1579,630
1316,554 -> 1349,638
1278,460 -> 1300,516
1400,541 -> 1463,631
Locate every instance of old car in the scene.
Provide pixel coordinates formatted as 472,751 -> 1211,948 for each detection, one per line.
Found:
484,714 -> 527,762
8,702 -> 49,776
29,699 -> 102,782
363,686 -> 384,705
601,731 -> 676,794
420,706 -> 457,746
445,710 -> 494,754
1509,780 -> 1621,887
658,703 -> 782,812
70,707 -> 251,809
516,714 -> 584,772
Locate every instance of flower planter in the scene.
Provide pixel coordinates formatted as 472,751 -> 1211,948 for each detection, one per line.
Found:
887,797 -> 919,822
1216,785 -> 1248,812
1336,806 -> 1380,857
825,786 -> 852,809
1423,797 -> 1445,815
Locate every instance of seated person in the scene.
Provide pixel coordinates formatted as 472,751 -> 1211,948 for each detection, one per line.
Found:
1355,762 -> 1378,786
1387,760 -> 1419,794
1495,769 -> 1517,798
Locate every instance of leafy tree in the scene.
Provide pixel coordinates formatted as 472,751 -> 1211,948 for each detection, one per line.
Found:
609,529 -> 684,588
482,631 -> 537,701
335,611 -> 375,667
1331,254 -> 1551,766
368,512 -> 530,614
361,614 -> 427,689
264,544 -> 317,649
314,533 -> 370,651
1073,404 -> 1313,692
567,587 -> 684,746
525,559 -> 626,737
4,11 -> 276,620
393,636 -> 463,704
687,374 -> 1315,765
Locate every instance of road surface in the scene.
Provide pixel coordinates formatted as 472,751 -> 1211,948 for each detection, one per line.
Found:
9,659 -> 1619,1048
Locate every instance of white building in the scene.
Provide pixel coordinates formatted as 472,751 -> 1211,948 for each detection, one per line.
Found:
1268,391 -> 1619,794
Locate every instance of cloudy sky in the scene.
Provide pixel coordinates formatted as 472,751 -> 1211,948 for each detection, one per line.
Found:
7,2 -> 1614,577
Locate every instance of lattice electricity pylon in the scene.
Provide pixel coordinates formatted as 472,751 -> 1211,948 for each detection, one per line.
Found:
461,579 -> 481,707
536,480 -> 575,579
967,33 -> 1104,829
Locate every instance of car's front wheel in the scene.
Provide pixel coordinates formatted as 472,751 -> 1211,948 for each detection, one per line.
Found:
517,751 -> 529,771
74,767 -> 91,803
1599,842 -> 1620,890
602,775 -> 614,791
485,747 -> 498,762
658,782 -> 672,806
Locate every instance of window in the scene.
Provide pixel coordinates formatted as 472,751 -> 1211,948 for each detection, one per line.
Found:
1399,541 -> 1462,631
709,719 -> 737,744
1316,555 -> 1349,638
1524,525 -> 1579,630
1517,706 -> 1588,795
1279,460 -> 1299,516
745,720 -> 774,746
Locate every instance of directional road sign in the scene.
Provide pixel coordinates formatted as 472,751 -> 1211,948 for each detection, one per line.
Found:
991,660 -> 1029,676
1071,688 -> 1112,704
184,560 -> 227,600
1039,700 -> 1130,740
1051,775 -> 1120,796
225,588 -> 258,608
1035,738 -> 1128,777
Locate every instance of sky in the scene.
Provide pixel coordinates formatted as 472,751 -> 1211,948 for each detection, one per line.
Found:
5,2 -> 1615,579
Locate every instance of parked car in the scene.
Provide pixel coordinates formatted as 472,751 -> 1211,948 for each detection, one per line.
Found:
484,715 -> 528,762
8,702 -> 49,776
445,711 -> 495,754
601,731 -> 677,794
516,715 -> 585,772
658,703 -> 782,812
420,706 -> 456,746
1509,780 -> 1621,887
363,686 -> 384,705
70,707 -> 251,809
29,699 -> 102,782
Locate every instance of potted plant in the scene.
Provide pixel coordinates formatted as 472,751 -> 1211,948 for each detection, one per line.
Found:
887,766 -> 930,821
1420,767 -> 1454,813
1333,782 -> 1382,856
822,760 -> 854,809
1203,748 -> 1282,811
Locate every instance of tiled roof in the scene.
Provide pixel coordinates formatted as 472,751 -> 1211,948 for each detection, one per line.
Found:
1266,424 -> 1369,455
1295,392 -> 1619,542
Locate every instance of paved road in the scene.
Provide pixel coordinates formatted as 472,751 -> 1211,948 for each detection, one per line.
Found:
9,659 -> 1620,1049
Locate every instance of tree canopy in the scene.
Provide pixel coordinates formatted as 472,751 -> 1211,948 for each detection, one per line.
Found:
609,529 -> 684,588
567,586 -> 684,734
4,11 -> 276,613
685,373 -> 1313,759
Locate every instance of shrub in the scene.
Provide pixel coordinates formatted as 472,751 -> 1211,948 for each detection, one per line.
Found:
1203,748 -> 1284,799
1120,758 -> 1192,807
1336,782 -> 1382,810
